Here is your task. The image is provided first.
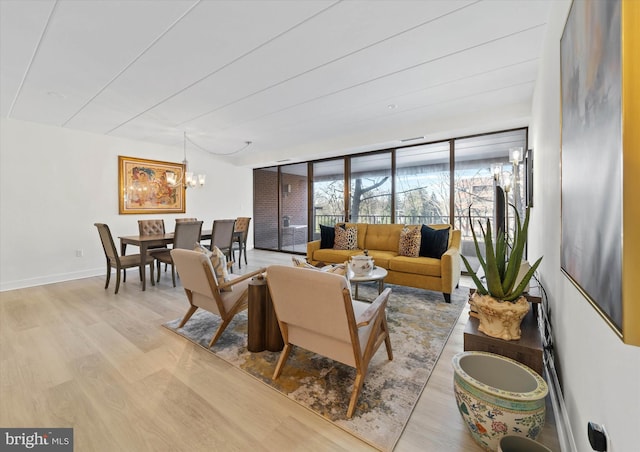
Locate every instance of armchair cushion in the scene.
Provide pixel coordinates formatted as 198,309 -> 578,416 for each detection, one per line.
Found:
419,224 -> 450,258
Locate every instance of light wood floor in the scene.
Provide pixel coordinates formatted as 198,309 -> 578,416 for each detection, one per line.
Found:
0,249 -> 559,451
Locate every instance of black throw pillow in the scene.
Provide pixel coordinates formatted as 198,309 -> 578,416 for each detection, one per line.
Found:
420,225 -> 450,258
320,224 -> 336,249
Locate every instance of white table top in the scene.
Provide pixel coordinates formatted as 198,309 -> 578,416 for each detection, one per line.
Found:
348,266 -> 388,282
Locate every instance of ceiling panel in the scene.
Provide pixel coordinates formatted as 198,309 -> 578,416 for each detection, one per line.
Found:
0,0 -> 554,167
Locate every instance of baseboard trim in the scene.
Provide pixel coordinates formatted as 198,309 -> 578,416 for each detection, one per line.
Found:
545,353 -> 578,452
0,268 -> 102,292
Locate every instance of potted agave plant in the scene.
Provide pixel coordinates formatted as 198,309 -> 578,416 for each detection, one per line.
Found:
461,205 -> 542,341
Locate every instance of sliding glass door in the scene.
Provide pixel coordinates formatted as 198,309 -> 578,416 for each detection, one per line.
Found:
280,163 -> 308,252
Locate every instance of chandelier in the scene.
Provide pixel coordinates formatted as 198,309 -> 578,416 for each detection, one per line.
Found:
166,132 -> 206,189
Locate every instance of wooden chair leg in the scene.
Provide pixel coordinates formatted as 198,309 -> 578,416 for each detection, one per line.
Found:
382,315 -> 393,360
243,243 -> 247,265
178,305 -> 198,328
347,372 -> 365,418
149,262 -> 155,287
171,264 -> 176,287
105,264 -> 111,289
115,269 -> 122,294
208,318 -> 232,348
123,268 -> 127,282
273,343 -> 293,379
156,260 -> 161,282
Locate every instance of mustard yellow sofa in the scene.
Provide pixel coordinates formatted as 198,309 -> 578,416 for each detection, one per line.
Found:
306,223 -> 461,303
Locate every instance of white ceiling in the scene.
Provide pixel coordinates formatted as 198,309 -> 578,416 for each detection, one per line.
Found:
0,0 -> 552,167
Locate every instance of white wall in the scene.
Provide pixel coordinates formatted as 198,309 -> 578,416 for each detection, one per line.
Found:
0,118 -> 253,291
529,1 -> 640,450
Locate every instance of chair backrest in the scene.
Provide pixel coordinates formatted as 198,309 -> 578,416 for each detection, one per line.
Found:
95,223 -> 120,264
234,217 -> 251,241
211,219 -> 236,250
175,217 -> 197,223
266,265 -> 358,365
173,221 -> 203,250
138,219 -> 165,236
170,248 -> 224,315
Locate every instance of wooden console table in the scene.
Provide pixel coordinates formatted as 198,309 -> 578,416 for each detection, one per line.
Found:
464,304 -> 543,376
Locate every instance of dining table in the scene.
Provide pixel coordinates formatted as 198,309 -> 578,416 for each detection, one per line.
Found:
119,229 -> 212,291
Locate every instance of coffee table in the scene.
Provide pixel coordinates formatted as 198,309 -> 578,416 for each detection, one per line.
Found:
348,267 -> 388,301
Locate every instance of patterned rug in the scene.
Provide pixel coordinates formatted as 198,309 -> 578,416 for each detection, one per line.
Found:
162,283 -> 468,451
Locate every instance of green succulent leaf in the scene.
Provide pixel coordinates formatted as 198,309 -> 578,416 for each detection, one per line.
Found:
460,254 -> 488,294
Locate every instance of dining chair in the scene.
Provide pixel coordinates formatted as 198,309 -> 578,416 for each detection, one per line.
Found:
151,220 -> 203,287
232,217 -> 251,268
266,265 -> 393,418
95,223 -> 155,294
175,218 -> 197,223
138,218 -> 168,270
210,219 -> 236,269
170,249 -> 266,347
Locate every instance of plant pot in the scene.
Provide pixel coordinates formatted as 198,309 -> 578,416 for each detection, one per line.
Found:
452,351 -> 548,452
472,292 -> 530,341
499,435 -> 552,452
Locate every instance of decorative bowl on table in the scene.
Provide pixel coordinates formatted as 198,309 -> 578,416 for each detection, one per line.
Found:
349,255 -> 374,276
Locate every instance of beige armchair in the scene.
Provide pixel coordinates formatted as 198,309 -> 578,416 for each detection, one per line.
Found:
266,265 -> 393,418
170,249 -> 266,348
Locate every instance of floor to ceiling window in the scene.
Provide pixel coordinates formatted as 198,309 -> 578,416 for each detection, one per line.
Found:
280,163 -> 308,253
454,129 -> 528,269
254,127 -> 528,259
395,141 -> 451,225
349,152 -> 392,224
311,159 -> 345,240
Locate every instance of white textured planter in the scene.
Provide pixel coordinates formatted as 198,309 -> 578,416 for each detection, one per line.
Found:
452,351 -> 548,452
472,292 -> 530,341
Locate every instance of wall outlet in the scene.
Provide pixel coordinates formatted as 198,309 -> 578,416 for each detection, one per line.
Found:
75,249 -> 83,257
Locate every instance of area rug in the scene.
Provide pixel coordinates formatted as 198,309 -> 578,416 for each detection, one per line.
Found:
162,283 -> 468,451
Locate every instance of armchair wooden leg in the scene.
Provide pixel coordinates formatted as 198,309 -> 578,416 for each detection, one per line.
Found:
208,318 -> 232,348
347,372 -> 365,418
171,264 -> 176,287
178,305 -> 198,328
273,343 -> 292,379
443,292 -> 451,303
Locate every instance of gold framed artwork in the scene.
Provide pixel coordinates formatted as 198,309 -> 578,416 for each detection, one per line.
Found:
560,0 -> 639,346
118,156 -> 185,214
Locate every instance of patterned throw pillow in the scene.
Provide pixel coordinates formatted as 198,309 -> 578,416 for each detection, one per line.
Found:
193,244 -> 232,292
334,225 -> 358,250
398,226 -> 421,257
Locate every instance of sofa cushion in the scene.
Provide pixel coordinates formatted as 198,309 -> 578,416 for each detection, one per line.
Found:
320,224 -> 336,249
389,255 -> 442,277
364,224 -> 405,252
420,224 -> 450,258
398,226 -> 421,257
313,248 -> 360,263
366,250 -> 398,269
334,225 -> 358,250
